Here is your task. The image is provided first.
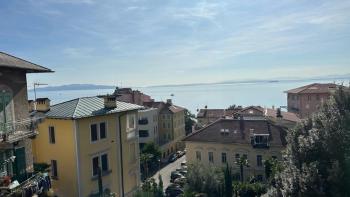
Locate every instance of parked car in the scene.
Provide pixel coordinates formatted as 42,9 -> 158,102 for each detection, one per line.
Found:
180,161 -> 187,166
173,177 -> 187,187
166,184 -> 184,197
176,151 -> 185,157
178,170 -> 187,176
171,171 -> 185,182
168,154 -> 177,163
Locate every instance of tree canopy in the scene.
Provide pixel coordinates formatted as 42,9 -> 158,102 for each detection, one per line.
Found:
267,86 -> 350,197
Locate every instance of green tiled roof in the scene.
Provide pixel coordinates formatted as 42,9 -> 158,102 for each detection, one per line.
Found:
46,97 -> 143,119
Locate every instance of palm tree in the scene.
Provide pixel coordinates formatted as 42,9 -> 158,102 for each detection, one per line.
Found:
140,153 -> 153,178
235,156 -> 249,182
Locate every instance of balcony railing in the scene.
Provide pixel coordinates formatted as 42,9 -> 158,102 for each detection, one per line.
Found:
0,118 -> 42,143
0,172 -> 51,196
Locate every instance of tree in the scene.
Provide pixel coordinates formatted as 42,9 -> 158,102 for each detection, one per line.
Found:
185,110 -> 196,135
140,142 -> 161,179
227,105 -> 237,110
156,174 -> 164,197
266,86 -> 350,196
224,164 -> 233,197
235,156 -> 249,182
186,162 -> 224,197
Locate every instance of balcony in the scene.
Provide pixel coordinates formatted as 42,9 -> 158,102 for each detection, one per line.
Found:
0,118 -> 42,143
251,134 -> 270,149
138,118 -> 149,125
0,172 -> 51,196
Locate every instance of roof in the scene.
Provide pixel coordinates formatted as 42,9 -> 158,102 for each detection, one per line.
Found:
143,101 -> 185,113
183,118 -> 286,146
284,83 -> 337,94
0,52 -> 53,73
45,96 -> 144,119
264,108 -> 301,123
169,105 -> 185,113
197,109 -> 225,118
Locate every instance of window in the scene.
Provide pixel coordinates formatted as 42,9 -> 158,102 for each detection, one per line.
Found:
92,156 -> 99,176
139,130 -> 149,137
138,118 -> 148,125
208,152 -> 214,163
257,155 -> 262,167
316,95 -> 320,101
221,153 -> 227,163
51,160 -> 58,178
308,95 -> 311,101
167,122 -> 170,129
100,122 -> 106,139
92,153 -> 109,177
91,124 -> 98,142
253,134 -> 269,148
101,154 -> 108,172
48,126 -> 55,144
127,114 -> 136,130
163,122 -> 166,129
196,151 -> 201,161
235,153 -> 240,161
91,122 -> 107,142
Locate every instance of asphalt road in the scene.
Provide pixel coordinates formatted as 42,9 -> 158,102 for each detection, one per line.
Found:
152,155 -> 186,190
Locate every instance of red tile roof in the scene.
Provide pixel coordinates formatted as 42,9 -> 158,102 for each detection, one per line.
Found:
284,83 -> 338,94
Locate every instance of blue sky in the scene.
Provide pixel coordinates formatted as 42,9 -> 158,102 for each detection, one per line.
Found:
1,0 -> 350,87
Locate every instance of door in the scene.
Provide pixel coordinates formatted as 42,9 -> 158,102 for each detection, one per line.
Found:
13,147 -> 27,182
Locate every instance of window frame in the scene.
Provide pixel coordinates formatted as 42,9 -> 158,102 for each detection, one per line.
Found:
48,126 -> 56,144
127,113 -> 136,131
51,160 -> 58,179
208,152 -> 214,163
196,151 -> 201,161
91,152 -> 110,178
90,122 -> 108,143
257,155 -> 263,167
221,152 -> 227,163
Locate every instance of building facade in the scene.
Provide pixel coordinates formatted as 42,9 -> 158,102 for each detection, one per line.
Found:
144,99 -> 186,160
285,83 -> 337,118
138,108 -> 158,150
32,96 -> 143,197
114,87 -> 153,106
0,52 -> 52,195
184,117 -> 287,181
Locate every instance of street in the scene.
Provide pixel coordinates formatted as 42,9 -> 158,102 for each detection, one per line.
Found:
152,155 -> 186,190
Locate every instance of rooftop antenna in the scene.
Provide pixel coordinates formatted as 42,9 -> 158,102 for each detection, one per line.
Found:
33,82 -> 48,110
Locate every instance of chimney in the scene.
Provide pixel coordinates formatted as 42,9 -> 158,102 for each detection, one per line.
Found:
35,98 -> 50,112
99,94 -> 119,109
28,100 -> 35,112
166,99 -> 172,105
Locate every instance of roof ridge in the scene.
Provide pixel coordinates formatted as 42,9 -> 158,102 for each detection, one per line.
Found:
72,98 -> 82,118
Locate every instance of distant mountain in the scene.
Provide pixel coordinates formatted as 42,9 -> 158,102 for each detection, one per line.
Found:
148,73 -> 350,88
30,84 -> 115,91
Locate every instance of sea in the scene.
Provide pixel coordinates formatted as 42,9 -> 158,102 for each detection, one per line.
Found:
28,79 -> 348,114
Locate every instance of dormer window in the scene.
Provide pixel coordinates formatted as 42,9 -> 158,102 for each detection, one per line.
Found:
251,134 -> 269,148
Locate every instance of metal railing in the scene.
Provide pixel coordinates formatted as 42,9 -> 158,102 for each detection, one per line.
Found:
0,117 -> 42,143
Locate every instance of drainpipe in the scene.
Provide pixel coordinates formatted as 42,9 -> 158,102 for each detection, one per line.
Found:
118,113 -> 125,197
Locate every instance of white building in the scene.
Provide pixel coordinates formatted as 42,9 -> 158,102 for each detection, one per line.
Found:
138,108 -> 159,149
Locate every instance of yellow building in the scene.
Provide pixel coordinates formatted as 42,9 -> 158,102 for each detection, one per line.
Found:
32,95 -> 143,197
183,117 -> 287,181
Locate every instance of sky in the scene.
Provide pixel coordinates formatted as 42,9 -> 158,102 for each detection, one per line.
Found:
1,0 -> 350,87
